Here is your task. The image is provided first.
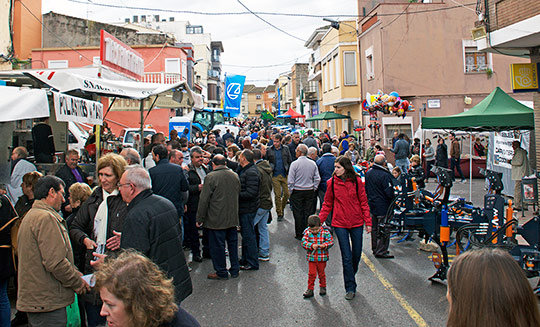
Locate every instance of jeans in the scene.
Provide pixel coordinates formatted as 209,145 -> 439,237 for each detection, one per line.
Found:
0,279 -> 9,327
395,158 -> 410,174
450,157 -> 465,181
272,175 -> 289,216
290,190 -> 316,238
239,212 -> 259,269
253,208 -> 270,257
334,226 -> 364,293
208,227 -> 240,278
27,307 -> 67,327
425,160 -> 435,180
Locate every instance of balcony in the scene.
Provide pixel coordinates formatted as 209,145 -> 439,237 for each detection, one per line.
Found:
304,91 -> 318,102
141,72 -> 183,84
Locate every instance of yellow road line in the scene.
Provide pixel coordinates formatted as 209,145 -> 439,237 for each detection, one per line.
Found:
362,254 -> 428,327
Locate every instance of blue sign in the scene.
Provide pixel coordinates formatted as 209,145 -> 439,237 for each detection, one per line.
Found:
224,75 -> 246,117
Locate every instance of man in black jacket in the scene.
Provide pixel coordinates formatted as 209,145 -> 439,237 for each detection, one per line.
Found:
55,149 -> 89,216
185,146 -> 210,262
149,144 -> 189,231
119,166 -> 192,304
237,149 -> 260,270
365,155 -> 395,259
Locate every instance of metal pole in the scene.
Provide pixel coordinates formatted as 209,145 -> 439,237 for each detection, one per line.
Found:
139,99 -> 145,156
469,133 -> 473,201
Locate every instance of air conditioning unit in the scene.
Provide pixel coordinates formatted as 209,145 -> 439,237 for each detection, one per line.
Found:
471,26 -> 487,40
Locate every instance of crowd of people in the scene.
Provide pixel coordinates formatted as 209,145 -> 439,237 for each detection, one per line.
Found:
0,116 -> 537,327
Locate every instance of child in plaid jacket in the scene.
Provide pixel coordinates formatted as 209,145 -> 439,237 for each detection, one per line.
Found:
301,215 -> 334,298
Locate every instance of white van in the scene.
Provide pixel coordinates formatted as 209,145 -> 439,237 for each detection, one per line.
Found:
119,128 -> 156,148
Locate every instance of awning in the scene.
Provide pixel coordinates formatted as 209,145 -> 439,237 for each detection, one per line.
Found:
306,111 -> 350,121
0,86 -> 49,122
25,70 -> 203,109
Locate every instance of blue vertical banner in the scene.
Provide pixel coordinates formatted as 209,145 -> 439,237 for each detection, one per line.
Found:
277,87 -> 281,115
224,74 -> 246,117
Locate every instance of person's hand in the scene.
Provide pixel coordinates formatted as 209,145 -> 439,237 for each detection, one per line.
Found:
196,222 -> 203,228
312,244 -> 319,250
365,225 -> 372,234
64,204 -> 73,213
90,252 -> 107,268
106,231 -> 121,251
198,184 -> 203,191
75,279 -> 91,295
83,238 -> 97,250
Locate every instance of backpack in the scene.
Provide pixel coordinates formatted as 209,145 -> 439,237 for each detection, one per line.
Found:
0,194 -> 20,270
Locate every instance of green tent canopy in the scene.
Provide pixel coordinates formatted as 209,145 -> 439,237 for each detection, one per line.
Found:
306,111 -> 351,121
260,111 -> 275,121
421,87 -> 534,132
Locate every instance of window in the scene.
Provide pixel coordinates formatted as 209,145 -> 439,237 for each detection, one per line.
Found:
181,59 -> 187,80
329,58 -> 334,90
165,58 -> 180,74
256,104 -> 262,111
323,63 -> 328,91
334,54 -> 340,88
464,47 -> 488,72
48,60 -> 68,69
256,94 -> 261,100
186,25 -> 203,34
364,47 -> 373,80
344,51 -> 358,85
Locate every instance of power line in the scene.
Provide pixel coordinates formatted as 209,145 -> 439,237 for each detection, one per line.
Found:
19,0 -> 94,63
223,53 -> 310,69
66,0 -> 477,19
236,0 -> 306,42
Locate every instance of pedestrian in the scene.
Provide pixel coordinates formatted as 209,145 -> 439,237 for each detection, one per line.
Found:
436,137 -> 448,168
7,146 -> 37,204
95,250 -> 200,327
168,149 -> 185,168
1,193 -> 18,327
318,156 -> 371,300
14,171 -> 42,219
288,132 -> 301,161
119,147 -> 141,165
345,143 -> 360,164
391,133 -> 410,174
288,144 -> 321,240
303,130 -> 319,151
446,248 -> 540,327
449,133 -> 466,183
338,131 -> 350,155
55,149 -> 90,216
410,138 -> 421,156
508,140 -> 531,211
196,155 -> 241,280
365,155 -> 395,259
316,144 -> 335,210
365,138 -> 377,163
185,146 -> 210,261
409,155 -> 426,189
253,149 -> 273,261
17,176 -> 91,326
69,153 -> 128,326
118,167 -> 192,304
266,133 -> 292,221
301,215 -> 334,298
149,144 -> 189,239
474,137 -> 485,157
423,138 -> 435,182
237,149 -> 261,271
307,146 -> 319,161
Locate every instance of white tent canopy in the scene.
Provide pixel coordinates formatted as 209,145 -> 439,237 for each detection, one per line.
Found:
25,70 -> 203,109
0,86 -> 49,122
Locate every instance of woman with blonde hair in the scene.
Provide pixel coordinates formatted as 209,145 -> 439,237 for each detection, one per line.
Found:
69,153 -> 128,326
95,250 -> 200,327
447,248 -> 540,327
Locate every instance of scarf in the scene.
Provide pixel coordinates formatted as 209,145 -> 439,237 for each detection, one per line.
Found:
93,188 -> 118,253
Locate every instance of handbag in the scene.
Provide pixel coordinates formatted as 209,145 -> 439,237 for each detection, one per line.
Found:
66,295 -> 81,327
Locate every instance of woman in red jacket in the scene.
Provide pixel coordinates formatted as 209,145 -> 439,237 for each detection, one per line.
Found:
319,156 -> 371,300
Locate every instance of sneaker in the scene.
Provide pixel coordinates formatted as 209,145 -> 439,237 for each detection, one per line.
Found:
303,289 -> 314,298
461,179 -> 467,183
207,273 -> 228,280
345,292 -> 355,300
319,287 -> 327,296
258,255 -> 270,261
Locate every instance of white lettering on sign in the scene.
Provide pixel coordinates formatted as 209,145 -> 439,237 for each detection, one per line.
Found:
53,92 -> 104,125
104,37 -> 144,77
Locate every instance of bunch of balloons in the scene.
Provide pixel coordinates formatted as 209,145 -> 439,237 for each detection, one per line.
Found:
362,91 -> 414,119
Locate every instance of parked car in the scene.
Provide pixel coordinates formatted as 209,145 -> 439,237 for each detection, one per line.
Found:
119,128 -> 156,148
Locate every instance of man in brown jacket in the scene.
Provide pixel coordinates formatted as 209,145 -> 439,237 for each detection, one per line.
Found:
17,176 -> 90,326
449,133 -> 466,183
197,155 -> 241,280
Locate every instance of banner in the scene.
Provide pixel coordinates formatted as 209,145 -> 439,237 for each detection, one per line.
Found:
0,86 -> 49,122
224,75 -> 246,118
510,63 -> 539,92
53,92 -> 103,124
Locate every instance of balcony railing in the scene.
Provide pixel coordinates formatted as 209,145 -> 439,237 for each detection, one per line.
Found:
141,72 -> 183,84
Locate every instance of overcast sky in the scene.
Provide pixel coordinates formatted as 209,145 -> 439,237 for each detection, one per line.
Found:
42,0 -> 357,86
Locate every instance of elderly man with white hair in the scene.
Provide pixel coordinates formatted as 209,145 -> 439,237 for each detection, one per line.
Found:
118,166 -> 192,303
7,146 -> 37,204
288,144 -> 321,240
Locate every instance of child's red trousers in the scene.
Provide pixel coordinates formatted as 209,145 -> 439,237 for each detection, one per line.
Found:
308,261 -> 327,290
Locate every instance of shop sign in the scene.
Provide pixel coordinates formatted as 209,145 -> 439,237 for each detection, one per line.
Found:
100,30 -> 144,80
110,94 -> 182,111
511,63 -> 539,92
53,91 -> 103,124
427,99 -> 441,109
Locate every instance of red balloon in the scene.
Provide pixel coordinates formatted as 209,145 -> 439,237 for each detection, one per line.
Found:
401,100 -> 409,110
